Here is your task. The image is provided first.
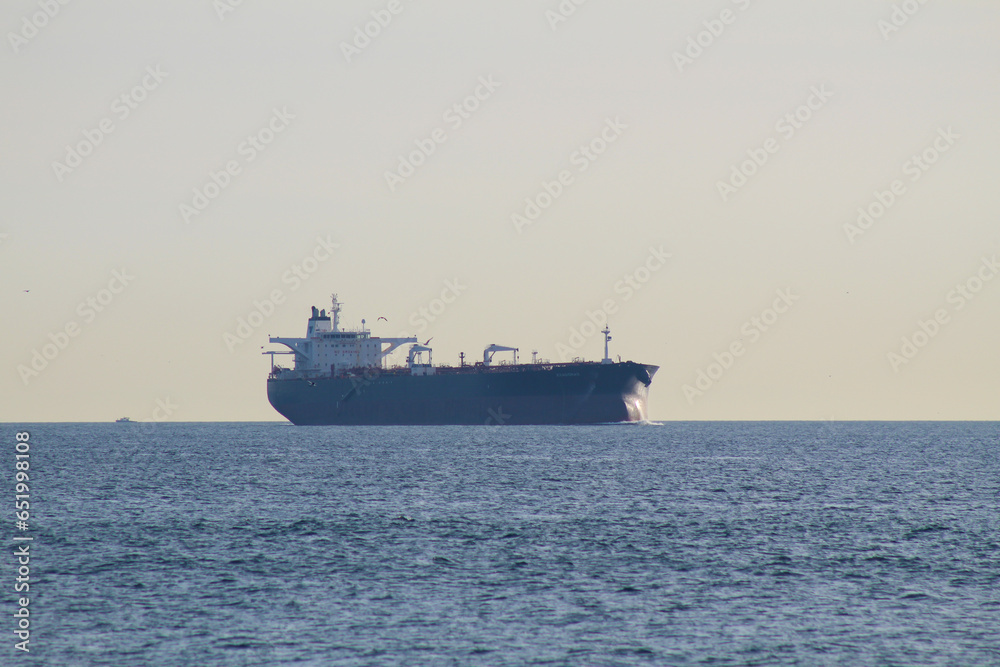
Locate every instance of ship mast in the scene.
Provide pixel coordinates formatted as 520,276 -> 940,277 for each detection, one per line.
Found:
602,325 -> 612,364
330,293 -> 341,332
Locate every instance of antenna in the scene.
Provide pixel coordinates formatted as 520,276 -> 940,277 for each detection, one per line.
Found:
330,293 -> 342,331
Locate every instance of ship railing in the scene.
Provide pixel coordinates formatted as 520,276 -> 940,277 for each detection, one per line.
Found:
270,359 -> 607,380
269,368 -> 330,381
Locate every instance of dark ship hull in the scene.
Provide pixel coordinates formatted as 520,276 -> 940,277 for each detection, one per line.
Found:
267,361 -> 657,425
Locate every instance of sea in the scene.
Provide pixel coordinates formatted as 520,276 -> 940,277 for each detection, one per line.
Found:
3,421 -> 999,666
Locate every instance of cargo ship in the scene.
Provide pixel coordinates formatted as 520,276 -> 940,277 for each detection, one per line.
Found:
264,294 -> 657,425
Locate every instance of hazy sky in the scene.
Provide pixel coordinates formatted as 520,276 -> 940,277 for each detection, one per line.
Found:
3,0 -> 998,422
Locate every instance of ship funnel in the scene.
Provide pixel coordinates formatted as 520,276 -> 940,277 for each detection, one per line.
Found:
307,305 -> 332,335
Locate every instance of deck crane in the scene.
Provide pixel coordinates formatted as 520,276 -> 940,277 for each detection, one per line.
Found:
483,344 -> 518,366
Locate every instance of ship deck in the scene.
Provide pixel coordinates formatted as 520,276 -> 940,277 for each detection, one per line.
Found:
269,360 -> 625,381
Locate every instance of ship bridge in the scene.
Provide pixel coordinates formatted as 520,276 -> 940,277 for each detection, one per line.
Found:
264,294 -> 415,376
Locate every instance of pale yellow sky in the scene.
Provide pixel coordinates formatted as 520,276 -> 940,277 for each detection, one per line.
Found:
2,0 -> 998,421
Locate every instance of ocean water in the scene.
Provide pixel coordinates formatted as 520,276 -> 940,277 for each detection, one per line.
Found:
4,421 -> 999,666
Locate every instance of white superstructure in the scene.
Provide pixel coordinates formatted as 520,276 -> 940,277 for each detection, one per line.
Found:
267,294 -> 417,376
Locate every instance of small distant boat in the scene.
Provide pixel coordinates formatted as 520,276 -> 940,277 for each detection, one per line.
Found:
115,417 -> 132,423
